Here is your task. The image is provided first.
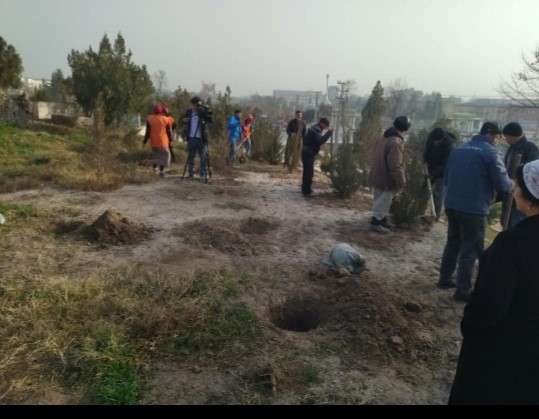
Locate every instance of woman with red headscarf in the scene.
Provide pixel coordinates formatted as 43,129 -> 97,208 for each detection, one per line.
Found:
241,114 -> 254,159
142,104 -> 172,176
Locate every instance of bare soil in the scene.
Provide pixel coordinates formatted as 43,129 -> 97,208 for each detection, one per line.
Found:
0,162 -> 465,405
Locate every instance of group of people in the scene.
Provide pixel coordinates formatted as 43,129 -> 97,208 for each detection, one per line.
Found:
364,113 -> 539,404
142,97 -> 255,181
226,109 -> 254,165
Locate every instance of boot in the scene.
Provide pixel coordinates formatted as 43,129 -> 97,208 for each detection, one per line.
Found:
369,217 -> 390,234
380,217 -> 395,229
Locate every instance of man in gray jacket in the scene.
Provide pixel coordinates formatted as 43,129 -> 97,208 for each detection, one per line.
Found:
367,115 -> 411,234
438,121 -> 514,302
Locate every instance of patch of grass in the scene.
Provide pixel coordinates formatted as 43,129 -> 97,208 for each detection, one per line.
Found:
0,122 -> 154,193
301,364 -> 321,384
0,264 -> 262,404
0,201 -> 38,219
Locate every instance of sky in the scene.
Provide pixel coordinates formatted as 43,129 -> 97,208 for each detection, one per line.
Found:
2,0 -> 539,100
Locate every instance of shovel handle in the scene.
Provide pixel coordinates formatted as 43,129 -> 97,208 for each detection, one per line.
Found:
501,153 -> 522,231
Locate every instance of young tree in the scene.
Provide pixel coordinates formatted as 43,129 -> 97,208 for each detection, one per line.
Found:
67,33 -> 154,125
353,81 -> 386,169
385,78 -> 408,120
0,36 -> 23,89
499,45 -> 539,108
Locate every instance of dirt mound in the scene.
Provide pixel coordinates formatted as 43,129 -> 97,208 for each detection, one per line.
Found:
86,210 -> 151,246
239,217 -> 277,235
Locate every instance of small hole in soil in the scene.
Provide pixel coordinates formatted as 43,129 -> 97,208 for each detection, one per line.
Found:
270,296 -> 323,332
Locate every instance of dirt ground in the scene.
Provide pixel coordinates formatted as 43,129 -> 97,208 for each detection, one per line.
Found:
0,162 -> 466,405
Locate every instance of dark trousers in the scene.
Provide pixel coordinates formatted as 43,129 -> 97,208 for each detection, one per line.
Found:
301,149 -> 315,194
439,208 -> 486,297
187,137 -> 207,177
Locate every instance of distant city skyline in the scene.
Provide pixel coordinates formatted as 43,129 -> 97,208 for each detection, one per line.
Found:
3,0 -> 539,100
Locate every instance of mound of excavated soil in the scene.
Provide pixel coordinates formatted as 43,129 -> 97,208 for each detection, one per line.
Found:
239,217 -> 277,235
86,209 -> 151,246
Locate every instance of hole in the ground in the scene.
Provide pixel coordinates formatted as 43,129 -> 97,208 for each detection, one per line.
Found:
269,295 -> 323,332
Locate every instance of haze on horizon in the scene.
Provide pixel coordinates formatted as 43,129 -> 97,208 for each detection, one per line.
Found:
2,0 -> 539,99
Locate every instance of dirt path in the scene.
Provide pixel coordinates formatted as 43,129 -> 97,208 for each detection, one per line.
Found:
0,164 -> 465,404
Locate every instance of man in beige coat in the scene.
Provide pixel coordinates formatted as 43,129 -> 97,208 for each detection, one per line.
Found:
367,115 -> 411,233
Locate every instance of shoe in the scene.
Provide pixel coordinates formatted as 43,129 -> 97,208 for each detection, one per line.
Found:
380,218 -> 395,229
437,280 -> 456,289
452,293 -> 471,303
159,171 -> 165,177
187,176 -> 194,180
153,168 -> 158,174
302,191 -> 315,198
368,224 -> 390,234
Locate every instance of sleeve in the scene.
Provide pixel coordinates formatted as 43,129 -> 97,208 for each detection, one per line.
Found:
387,141 -> 406,191
286,120 -> 293,136
143,121 -> 151,144
490,152 -> 514,195
461,233 -> 519,338
526,142 -> 539,162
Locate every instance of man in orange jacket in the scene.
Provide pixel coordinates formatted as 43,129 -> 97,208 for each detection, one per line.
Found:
143,104 -> 172,176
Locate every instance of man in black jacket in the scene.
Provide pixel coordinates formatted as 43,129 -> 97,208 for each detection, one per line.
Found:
500,122 -> 539,229
284,110 -> 307,169
423,127 -> 456,220
181,96 -> 209,180
301,117 -> 334,196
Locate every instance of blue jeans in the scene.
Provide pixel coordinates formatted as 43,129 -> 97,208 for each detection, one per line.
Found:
439,208 -> 486,297
228,139 -> 238,164
187,137 -> 207,177
244,139 -> 251,157
431,178 -> 446,219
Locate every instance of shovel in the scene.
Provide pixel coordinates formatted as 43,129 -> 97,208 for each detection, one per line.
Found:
420,163 -> 438,224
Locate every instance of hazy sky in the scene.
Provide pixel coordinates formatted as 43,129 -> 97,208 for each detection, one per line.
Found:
2,0 -> 539,99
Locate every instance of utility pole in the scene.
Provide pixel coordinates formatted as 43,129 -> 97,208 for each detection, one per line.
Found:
335,81 -> 349,144
313,91 -> 322,123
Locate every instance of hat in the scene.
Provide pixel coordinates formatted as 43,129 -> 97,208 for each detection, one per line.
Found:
153,104 -> 164,115
430,127 -> 445,141
480,121 -> 501,135
190,96 -> 202,104
503,122 -> 523,137
319,117 -> 330,127
522,160 -> 539,200
393,115 -> 411,132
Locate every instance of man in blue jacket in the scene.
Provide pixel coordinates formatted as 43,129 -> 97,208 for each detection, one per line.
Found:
226,109 -> 242,164
437,122 -> 514,302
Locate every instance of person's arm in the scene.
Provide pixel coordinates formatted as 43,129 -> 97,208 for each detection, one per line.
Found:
317,128 -> 333,146
142,121 -> 151,145
387,140 -> 406,191
490,151 -> 514,195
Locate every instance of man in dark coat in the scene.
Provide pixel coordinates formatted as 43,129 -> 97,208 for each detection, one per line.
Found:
284,110 -> 307,169
367,115 -> 411,234
500,122 -> 539,229
423,127 -> 456,220
301,117 -> 333,196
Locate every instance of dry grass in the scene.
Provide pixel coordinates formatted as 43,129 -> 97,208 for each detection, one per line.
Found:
0,260 -> 262,404
0,123 -> 264,403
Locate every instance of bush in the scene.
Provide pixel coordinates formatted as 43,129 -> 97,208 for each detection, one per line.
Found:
251,120 -> 283,165
389,155 -> 430,226
330,143 -> 362,198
